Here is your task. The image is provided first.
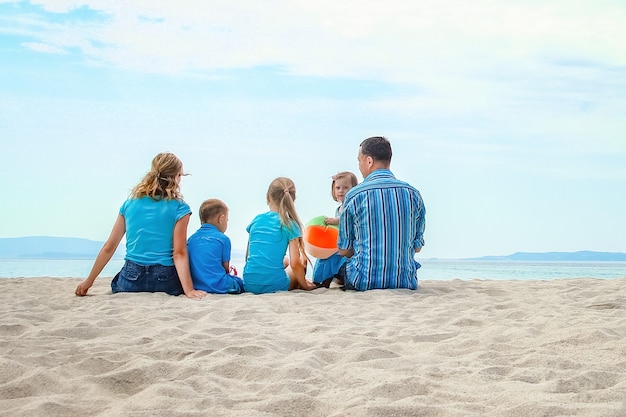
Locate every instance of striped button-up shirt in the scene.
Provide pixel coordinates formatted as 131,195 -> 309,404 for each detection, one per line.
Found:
338,169 -> 425,290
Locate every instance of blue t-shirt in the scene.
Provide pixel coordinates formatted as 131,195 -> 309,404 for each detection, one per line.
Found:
243,211 -> 301,294
188,224 -> 240,293
120,196 -> 191,266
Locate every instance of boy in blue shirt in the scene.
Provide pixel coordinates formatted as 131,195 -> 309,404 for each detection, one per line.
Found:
188,199 -> 244,294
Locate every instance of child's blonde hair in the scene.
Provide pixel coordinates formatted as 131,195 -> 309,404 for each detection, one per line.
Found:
267,177 -> 308,263
331,171 -> 358,201
267,177 -> 303,228
199,199 -> 228,224
131,152 -> 185,200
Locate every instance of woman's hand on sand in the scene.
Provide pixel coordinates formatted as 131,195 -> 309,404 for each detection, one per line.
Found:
185,289 -> 207,300
75,280 -> 92,296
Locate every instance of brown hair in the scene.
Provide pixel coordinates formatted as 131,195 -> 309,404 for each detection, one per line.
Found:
130,152 -> 185,200
360,136 -> 392,163
199,199 -> 228,224
331,171 -> 358,201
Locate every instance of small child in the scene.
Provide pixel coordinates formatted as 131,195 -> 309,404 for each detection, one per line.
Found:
243,177 -> 317,294
187,199 -> 244,294
313,171 -> 358,287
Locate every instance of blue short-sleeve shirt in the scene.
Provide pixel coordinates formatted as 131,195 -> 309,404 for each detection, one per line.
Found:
120,196 -> 191,266
188,223 -> 241,293
243,211 -> 301,294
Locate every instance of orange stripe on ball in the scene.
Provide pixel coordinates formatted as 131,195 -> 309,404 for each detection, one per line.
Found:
304,225 -> 338,249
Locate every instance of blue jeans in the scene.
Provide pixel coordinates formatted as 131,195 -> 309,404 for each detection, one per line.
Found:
340,261 -> 421,291
111,260 -> 184,296
336,263 -> 357,290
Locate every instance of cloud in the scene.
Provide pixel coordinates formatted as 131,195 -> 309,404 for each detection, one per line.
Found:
21,40 -> 68,54
11,1 -> 624,154
5,1 -> 626,158
11,0 -> 625,80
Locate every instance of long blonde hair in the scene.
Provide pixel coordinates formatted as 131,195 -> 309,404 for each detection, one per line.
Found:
130,152 -> 184,200
267,177 -> 308,262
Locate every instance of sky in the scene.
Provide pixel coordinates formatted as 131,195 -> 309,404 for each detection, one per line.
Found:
1,0 -> 625,259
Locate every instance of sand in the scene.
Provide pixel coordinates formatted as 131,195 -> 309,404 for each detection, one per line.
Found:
1,277 -> 625,417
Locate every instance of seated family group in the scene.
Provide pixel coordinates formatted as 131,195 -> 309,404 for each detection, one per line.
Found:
75,136 -> 426,299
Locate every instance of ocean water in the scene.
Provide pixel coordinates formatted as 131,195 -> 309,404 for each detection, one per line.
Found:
0,258 -> 624,281
417,259 -> 625,281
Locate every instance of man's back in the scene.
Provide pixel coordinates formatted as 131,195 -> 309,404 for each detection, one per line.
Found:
338,169 -> 425,290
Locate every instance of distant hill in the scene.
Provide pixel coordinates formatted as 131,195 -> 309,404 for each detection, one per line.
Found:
0,236 -> 124,259
1,237 -> 624,262
469,251 -> 626,262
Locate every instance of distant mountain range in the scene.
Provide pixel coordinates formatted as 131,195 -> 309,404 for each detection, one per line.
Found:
0,236 -> 247,260
0,236 -> 124,259
467,251 -> 626,262
0,237 -> 624,262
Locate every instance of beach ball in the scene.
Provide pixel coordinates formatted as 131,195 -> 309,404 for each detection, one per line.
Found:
303,216 -> 339,259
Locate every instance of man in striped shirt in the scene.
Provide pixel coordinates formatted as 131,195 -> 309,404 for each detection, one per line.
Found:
338,136 -> 426,290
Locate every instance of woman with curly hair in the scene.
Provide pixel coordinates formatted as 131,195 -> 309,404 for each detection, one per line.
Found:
75,152 -> 206,299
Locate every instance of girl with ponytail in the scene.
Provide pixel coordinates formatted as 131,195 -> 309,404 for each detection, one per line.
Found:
243,177 -> 316,294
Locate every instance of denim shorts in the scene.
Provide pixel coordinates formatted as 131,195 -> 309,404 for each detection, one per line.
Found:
111,260 -> 184,296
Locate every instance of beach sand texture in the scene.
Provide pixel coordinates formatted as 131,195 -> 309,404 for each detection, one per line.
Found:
1,277 -> 625,417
